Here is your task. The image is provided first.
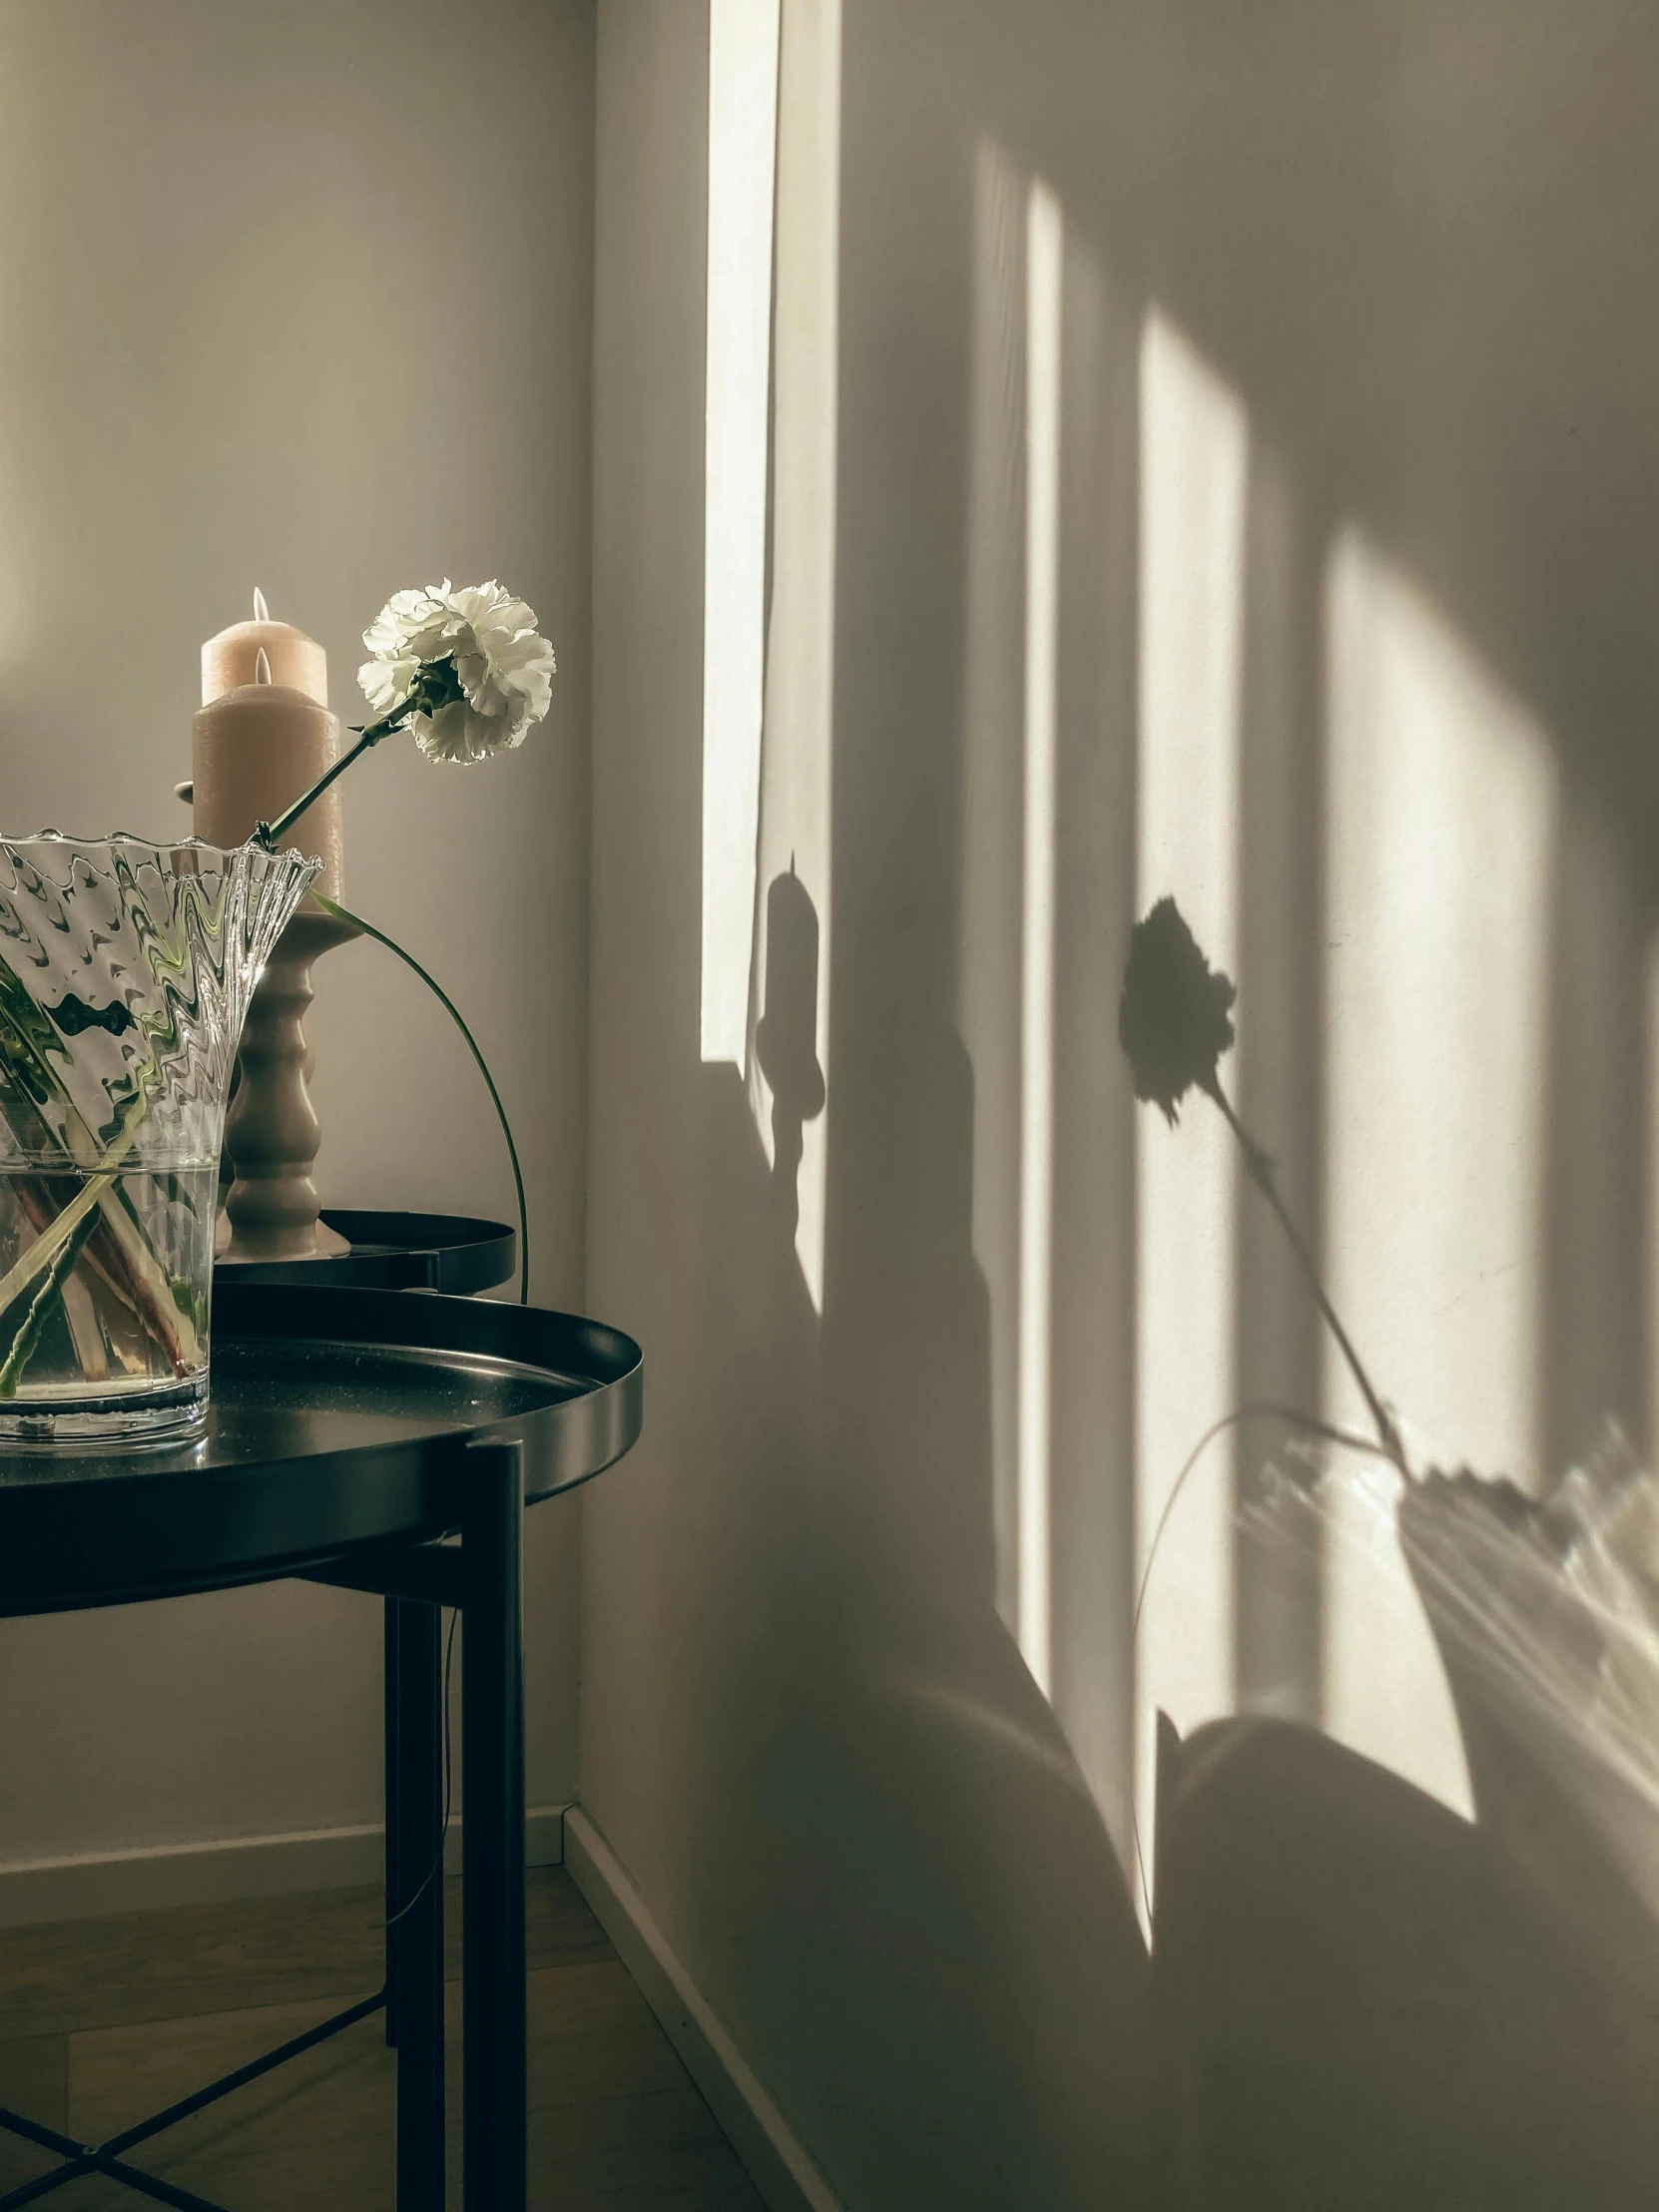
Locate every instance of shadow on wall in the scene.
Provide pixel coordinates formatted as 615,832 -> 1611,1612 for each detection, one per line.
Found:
815,0 -> 1659,2198
967,0 -> 1659,2193
688,847 -> 1154,2204
1157,1716 -> 1659,2212
910,0 -> 1659,1870
937,0 -> 1659,1463
593,1 -> 1659,2206
753,867 -> 827,1236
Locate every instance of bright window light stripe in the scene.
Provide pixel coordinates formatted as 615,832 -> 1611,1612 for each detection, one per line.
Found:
1018,178 -> 1062,1696
746,0 -> 840,1313
701,0 -> 781,1065
1133,309 -> 1248,1916
1322,524 -> 1554,1815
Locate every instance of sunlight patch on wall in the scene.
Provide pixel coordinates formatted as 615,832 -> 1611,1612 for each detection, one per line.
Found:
701,0 -> 781,1067
746,0 -> 840,1313
1017,179 -> 1062,1695
1647,939 -> 1659,1467
0,77 -> 30,683
1134,311 -> 1248,1873
955,147 -> 1066,1696
958,137 -> 1029,1659
1323,525 -> 1557,1815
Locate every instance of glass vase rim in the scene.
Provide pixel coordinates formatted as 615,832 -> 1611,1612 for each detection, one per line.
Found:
0,830 -> 323,874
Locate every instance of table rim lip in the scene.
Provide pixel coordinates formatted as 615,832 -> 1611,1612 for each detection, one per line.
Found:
214,1206 -> 515,1263
0,1282 -> 644,1496
213,1207 -> 518,1293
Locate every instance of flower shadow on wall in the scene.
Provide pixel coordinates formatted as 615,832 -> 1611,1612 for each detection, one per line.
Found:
690,20 -> 1659,2194
960,131 -> 1575,1878
1125,897 -> 1659,2203
1119,895 -> 1400,1468
954,122 -> 1659,2199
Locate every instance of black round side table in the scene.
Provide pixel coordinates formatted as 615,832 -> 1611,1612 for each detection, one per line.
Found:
0,1282 -> 643,2212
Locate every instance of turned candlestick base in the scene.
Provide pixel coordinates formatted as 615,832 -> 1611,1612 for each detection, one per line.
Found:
221,905 -> 358,1261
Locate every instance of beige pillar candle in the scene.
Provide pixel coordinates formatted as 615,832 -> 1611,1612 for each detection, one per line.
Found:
202,586 -> 328,708
193,657 -> 343,899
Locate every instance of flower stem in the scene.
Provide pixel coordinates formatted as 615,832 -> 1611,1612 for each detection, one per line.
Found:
1204,1074 -> 1405,1471
0,1204 -> 101,1397
258,658 -> 467,849
0,1090 -> 152,1321
312,892 -> 529,1306
258,713 -> 408,849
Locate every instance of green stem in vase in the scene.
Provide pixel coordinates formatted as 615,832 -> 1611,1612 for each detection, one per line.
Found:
0,961 -> 197,1374
0,1089 -> 153,1320
0,1204 -> 101,1397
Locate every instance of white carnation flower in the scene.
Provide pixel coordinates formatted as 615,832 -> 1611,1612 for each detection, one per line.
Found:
358,579 -> 556,764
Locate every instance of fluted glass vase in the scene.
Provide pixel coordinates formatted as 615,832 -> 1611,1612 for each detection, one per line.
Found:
0,833 -> 318,1446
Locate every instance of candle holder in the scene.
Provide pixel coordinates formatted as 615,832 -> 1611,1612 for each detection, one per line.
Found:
192,596 -> 354,1261
220,901 -> 359,1259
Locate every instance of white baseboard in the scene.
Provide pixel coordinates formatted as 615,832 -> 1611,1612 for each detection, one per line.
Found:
564,1806 -> 844,2212
0,1803 -> 569,1930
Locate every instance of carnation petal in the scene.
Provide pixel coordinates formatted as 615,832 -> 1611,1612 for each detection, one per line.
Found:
360,578 -> 557,761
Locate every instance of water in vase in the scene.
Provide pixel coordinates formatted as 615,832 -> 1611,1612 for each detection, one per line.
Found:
0,833 -> 317,1447
0,1161 -> 220,1443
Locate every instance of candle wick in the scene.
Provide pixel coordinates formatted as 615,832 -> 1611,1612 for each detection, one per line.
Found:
255,648 -> 273,685
253,586 -> 270,622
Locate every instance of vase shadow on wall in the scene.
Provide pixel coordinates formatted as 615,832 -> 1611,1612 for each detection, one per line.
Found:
1155,1712 -> 1659,2211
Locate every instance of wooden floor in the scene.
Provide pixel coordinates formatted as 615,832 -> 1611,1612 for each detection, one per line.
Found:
0,1869 -> 765,2209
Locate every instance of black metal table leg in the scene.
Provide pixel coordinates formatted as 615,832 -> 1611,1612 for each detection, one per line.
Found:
392,1595 -> 446,2211
462,1439 -> 526,2211
384,1597 -> 401,2049
0,1285 -> 640,2212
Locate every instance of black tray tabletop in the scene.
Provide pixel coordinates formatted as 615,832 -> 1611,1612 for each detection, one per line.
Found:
215,1209 -> 516,1294
0,1283 -> 643,1619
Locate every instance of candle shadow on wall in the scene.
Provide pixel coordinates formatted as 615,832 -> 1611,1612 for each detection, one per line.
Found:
682,742 -> 1152,2209
753,865 -> 827,1241
789,44 -> 1154,2203
671,34 -> 1156,2205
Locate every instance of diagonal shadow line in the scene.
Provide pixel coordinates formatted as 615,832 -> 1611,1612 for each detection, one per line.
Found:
0,1987 -> 388,2212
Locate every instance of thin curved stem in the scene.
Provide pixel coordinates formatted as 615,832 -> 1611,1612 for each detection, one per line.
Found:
1204,1075 -> 1405,1471
258,659 -> 466,849
1131,1402 -> 1394,1657
1128,1400 -> 1397,1924
313,893 -> 529,1306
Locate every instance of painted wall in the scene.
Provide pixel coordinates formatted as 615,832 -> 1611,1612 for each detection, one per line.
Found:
586,1 -> 1659,2204
0,0 -> 593,1876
